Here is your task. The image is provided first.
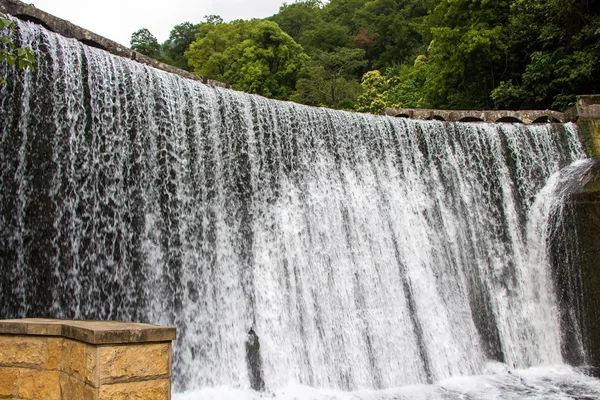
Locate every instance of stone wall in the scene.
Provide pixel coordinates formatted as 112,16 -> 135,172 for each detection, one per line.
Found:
576,95 -> 600,159
384,94 -> 600,125
572,97 -> 600,374
578,120 -> 600,159
384,107 -> 567,124
572,163 -> 600,375
0,319 -> 176,400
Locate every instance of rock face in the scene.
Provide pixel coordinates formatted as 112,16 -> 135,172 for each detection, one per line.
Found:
245,329 -> 265,392
0,319 -> 176,400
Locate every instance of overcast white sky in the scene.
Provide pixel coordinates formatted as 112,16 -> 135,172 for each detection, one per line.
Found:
30,0 -> 288,47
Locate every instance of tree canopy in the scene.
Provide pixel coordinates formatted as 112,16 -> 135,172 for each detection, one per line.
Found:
130,28 -> 161,58
492,0 -> 600,110
185,19 -> 308,99
129,0 -> 600,112
291,47 -> 365,108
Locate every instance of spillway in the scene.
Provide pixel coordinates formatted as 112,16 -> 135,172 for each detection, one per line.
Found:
1,19 -> 599,399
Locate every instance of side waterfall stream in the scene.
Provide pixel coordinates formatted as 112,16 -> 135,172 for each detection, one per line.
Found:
2,20 -> 600,399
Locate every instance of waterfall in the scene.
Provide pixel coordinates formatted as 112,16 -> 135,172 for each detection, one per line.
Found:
1,19 -> 600,399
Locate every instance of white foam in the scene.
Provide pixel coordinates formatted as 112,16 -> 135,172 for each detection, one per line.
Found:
174,365 -> 600,400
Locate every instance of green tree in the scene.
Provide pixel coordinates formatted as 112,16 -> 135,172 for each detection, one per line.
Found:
415,0 -> 510,109
0,13 -> 35,84
269,0 -> 324,44
186,20 -> 308,99
355,55 -> 428,113
270,1 -> 351,54
204,15 -> 224,25
131,0 -> 600,111
300,21 -> 351,53
130,28 -> 161,58
386,55 -> 428,108
193,15 -> 225,42
354,70 -> 389,113
324,0 -> 367,34
492,0 -> 600,110
351,0 -> 430,69
291,47 -> 365,108
186,20 -> 259,80
161,22 -> 201,70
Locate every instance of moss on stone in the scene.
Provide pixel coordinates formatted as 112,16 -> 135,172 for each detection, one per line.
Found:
573,162 -> 600,373
581,163 -> 600,192
578,120 -> 600,159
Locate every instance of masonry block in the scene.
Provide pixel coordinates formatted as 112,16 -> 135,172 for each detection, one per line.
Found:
59,373 -> 97,400
0,336 -> 46,370
98,379 -> 171,400
98,343 -> 171,384
60,339 -> 98,386
0,319 -> 176,400
0,367 -> 19,397
16,369 -> 61,400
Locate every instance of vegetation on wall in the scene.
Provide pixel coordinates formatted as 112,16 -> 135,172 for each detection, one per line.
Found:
0,13 -> 35,84
130,0 -> 600,112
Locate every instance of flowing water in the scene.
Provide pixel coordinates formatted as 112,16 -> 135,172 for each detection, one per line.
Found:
1,20 -> 600,399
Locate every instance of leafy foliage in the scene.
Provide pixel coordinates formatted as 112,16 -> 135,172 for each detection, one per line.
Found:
291,47 -> 365,108
354,70 -> 389,114
0,13 -> 35,84
160,22 -> 201,70
130,28 -> 161,58
414,0 -> 511,109
157,16 -> 224,72
186,19 -> 308,99
130,0 -> 600,112
355,55 -> 428,113
491,0 -> 600,110
269,0 -> 324,45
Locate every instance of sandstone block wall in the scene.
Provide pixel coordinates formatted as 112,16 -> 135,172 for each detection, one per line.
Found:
0,319 -> 176,400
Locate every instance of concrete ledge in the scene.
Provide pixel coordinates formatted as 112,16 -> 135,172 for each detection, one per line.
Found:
0,319 -> 175,400
0,318 -> 176,344
0,0 -> 230,89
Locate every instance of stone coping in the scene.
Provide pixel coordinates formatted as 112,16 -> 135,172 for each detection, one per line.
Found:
384,107 -> 568,124
0,318 -> 176,345
578,95 -> 600,107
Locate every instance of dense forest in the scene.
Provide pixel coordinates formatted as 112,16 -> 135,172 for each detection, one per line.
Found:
130,0 -> 600,112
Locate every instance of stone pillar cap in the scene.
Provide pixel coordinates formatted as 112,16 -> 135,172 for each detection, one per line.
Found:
0,318 -> 176,344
